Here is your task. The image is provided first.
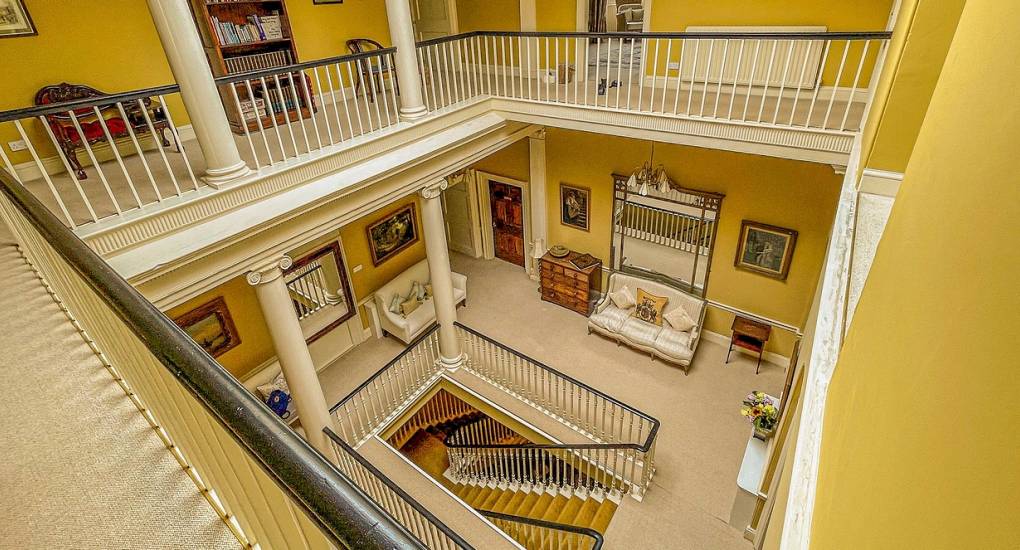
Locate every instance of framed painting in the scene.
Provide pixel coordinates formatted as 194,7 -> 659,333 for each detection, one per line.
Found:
174,296 -> 241,358
560,183 -> 590,232
313,0 -> 343,4
0,0 -> 35,38
367,203 -> 419,266
734,220 -> 798,280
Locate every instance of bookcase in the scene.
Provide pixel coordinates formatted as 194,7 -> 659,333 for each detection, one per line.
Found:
189,0 -> 315,134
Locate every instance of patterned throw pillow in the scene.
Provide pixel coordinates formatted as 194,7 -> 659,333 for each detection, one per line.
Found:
633,289 -> 669,326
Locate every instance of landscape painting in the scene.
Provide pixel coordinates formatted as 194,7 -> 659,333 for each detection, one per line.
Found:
174,296 -> 241,358
367,204 -> 419,265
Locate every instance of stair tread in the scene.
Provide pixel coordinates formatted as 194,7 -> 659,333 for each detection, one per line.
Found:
591,500 -> 618,534
541,495 -> 569,522
479,486 -> 503,509
572,498 -> 599,527
554,496 -> 584,525
492,489 -> 516,512
513,491 -> 542,517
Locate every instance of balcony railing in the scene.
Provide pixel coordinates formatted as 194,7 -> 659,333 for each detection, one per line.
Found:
2,30 -> 888,238
325,428 -> 473,550
455,323 -> 659,497
416,30 -> 890,132
0,166 -> 422,549
0,47 -> 398,231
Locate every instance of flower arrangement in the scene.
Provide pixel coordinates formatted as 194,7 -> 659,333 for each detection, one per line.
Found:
741,391 -> 779,439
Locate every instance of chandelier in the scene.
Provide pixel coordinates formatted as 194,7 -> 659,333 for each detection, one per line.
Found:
625,143 -> 672,196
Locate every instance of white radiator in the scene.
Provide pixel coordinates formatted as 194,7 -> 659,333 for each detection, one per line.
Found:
676,26 -> 828,89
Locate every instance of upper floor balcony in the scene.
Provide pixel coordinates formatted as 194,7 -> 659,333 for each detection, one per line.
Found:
0,4 -> 890,277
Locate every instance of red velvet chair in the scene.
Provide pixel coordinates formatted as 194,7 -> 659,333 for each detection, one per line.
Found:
35,83 -> 173,180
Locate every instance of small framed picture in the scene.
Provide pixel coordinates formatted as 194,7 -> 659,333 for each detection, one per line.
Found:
734,220 -> 798,280
367,203 -> 419,266
0,0 -> 36,38
560,183 -> 590,232
312,0 -> 343,4
174,296 -> 241,358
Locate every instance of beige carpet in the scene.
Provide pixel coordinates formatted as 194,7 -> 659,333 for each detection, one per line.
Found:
0,234 -> 238,549
319,252 -> 785,549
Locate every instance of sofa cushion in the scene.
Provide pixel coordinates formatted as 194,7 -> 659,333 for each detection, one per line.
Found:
590,305 -> 631,332
654,328 -> 694,361
609,285 -> 635,310
452,286 -> 466,304
620,317 -> 662,348
400,297 -> 421,317
664,307 -> 696,332
634,288 -> 669,326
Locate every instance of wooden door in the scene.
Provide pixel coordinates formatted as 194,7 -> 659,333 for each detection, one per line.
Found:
410,0 -> 452,41
489,181 -> 525,267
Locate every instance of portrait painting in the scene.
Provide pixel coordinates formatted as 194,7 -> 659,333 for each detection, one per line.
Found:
734,220 -> 798,280
560,183 -> 590,231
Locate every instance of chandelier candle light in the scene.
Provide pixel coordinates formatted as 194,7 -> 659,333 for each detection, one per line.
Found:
626,143 -> 672,196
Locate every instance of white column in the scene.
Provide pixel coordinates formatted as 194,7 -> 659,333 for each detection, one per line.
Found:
146,0 -> 251,187
385,0 -> 428,120
247,257 -> 333,456
419,180 -> 463,367
528,129 -> 548,279
520,0 -> 537,32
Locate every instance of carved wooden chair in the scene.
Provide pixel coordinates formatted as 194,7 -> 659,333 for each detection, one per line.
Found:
345,39 -> 399,102
35,83 -> 173,180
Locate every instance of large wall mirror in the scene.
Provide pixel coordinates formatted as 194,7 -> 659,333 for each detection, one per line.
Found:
610,174 -> 724,297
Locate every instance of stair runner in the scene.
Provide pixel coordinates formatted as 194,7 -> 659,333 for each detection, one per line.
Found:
396,406 -> 619,548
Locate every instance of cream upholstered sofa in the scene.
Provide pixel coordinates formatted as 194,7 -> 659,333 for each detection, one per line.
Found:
587,272 -> 706,374
373,258 -> 467,344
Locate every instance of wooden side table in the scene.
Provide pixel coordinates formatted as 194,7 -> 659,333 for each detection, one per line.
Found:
539,251 -> 602,316
726,315 -> 772,374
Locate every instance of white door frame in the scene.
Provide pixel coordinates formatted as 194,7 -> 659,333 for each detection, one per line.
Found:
476,170 -> 532,273
442,173 -> 484,258
409,0 -> 459,41
576,0 -> 652,32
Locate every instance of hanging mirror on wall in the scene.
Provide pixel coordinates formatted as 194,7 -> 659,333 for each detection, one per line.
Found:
610,174 -> 724,297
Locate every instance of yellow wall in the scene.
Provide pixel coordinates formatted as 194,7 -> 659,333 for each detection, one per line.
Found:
471,138 -> 530,181
543,128 -> 841,356
338,195 -> 428,327
650,0 -> 893,32
861,0 -> 965,173
287,0 -> 391,59
457,0 -> 520,32
166,274 -> 275,380
537,0 -> 578,32
811,1 -> 1020,547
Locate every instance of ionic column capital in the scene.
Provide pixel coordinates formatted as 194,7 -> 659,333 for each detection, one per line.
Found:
246,255 -> 293,286
530,128 -> 546,140
419,179 -> 449,200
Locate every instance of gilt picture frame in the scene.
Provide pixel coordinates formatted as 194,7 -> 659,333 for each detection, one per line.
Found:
0,0 -> 36,38
173,296 -> 241,358
734,220 -> 798,280
560,183 -> 590,232
367,203 -> 419,266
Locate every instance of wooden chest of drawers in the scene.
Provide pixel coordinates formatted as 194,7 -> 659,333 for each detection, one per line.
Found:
539,251 -> 603,316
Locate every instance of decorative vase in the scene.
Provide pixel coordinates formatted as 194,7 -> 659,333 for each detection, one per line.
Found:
753,425 -> 774,441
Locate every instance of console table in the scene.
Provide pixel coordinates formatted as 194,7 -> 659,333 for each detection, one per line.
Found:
726,315 -> 772,373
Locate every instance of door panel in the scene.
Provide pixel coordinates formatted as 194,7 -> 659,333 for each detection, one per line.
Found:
489,181 -> 525,267
410,0 -> 452,41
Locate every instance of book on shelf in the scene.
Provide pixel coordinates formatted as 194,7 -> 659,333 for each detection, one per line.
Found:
224,50 -> 293,74
238,98 -> 267,121
211,12 -> 284,46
